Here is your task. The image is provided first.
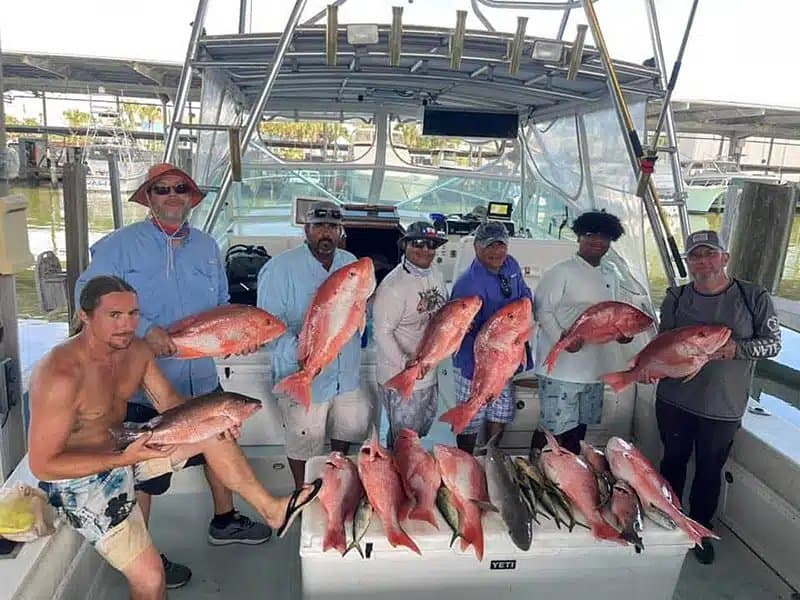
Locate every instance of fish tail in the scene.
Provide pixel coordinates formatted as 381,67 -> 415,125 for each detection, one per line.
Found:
591,517 -> 626,544
543,339 -> 568,374
323,523 -> 347,556
675,512 -> 720,545
460,503 -> 485,561
622,525 -> 645,552
273,371 -> 312,410
409,505 -> 440,530
386,521 -> 421,555
601,370 -> 636,393
439,399 -> 481,435
384,364 -> 421,401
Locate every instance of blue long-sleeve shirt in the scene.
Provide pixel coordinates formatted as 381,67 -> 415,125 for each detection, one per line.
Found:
257,244 -> 362,405
450,256 -> 534,380
74,220 -> 228,403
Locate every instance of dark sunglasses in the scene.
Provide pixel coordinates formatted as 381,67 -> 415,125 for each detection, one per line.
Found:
409,239 -> 439,250
150,183 -> 190,195
312,208 -> 342,220
498,274 -> 512,298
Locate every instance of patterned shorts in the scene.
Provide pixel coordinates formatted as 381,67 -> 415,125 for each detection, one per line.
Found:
537,375 -> 604,436
453,369 -> 515,435
380,384 -> 439,447
38,455 -> 187,571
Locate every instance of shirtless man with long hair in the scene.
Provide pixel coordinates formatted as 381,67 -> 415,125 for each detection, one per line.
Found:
28,275 -> 321,600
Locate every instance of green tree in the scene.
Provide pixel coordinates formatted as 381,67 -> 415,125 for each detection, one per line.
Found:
63,109 -> 91,129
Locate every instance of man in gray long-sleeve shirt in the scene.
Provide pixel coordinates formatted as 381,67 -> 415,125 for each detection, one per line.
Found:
655,230 -> 781,565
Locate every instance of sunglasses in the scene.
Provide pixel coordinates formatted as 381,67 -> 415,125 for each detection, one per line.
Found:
409,239 -> 439,250
499,274 -> 512,298
150,183 -> 191,195
312,208 -> 342,220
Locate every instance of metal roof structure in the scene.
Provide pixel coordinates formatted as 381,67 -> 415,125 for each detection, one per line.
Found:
193,26 -> 663,120
1,52 -> 201,101
648,99 -> 800,141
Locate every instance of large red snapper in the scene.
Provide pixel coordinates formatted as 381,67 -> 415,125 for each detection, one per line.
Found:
168,304 -> 286,358
274,257 -> 376,410
109,391 -> 261,447
357,431 -> 420,554
539,431 -> 623,544
602,325 -> 731,393
394,428 -> 441,529
319,452 -> 363,555
433,444 -> 496,561
543,301 -> 654,373
439,298 -> 533,434
605,437 -> 718,546
384,296 -> 483,400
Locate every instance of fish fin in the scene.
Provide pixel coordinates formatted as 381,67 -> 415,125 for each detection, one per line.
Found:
591,518 -> 626,545
472,500 -> 499,513
408,505 -> 439,530
601,370 -> 636,393
108,423 -> 146,449
273,371 -> 312,411
681,368 -> 702,384
386,522 -> 421,555
438,399 -> 481,435
621,524 -> 645,552
543,338 -> 569,375
359,311 -> 366,336
383,365 -> 421,401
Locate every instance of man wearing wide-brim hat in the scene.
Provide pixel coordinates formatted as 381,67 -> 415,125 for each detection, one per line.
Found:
74,163 -> 272,589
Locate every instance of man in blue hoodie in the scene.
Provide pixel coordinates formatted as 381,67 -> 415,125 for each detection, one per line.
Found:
450,222 -> 533,454
75,163 -> 270,589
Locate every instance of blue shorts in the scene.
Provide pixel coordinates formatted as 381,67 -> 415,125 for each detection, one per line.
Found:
453,369 -> 515,435
537,376 -> 604,435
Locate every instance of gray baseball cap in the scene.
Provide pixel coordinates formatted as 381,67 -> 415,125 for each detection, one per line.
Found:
306,200 -> 343,225
474,221 -> 509,248
685,230 -> 726,254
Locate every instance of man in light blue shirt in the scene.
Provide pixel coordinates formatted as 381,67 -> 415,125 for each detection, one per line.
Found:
75,163 -> 270,589
258,200 -> 370,488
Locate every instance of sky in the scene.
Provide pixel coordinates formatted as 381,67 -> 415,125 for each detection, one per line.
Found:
2,0 -> 798,120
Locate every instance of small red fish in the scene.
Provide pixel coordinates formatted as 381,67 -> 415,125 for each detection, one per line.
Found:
319,452 -> 363,555
602,325 -> 731,393
385,297 -> 482,400
358,430 -> 420,555
605,437 -> 717,546
275,258 -> 376,410
433,444 -> 495,561
167,304 -> 286,359
394,429 -> 441,529
439,298 -> 533,434
543,301 -> 654,373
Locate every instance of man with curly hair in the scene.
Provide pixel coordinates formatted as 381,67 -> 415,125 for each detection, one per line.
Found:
531,210 -> 630,454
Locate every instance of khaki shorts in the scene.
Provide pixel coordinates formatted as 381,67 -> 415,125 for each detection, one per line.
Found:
278,389 -> 371,460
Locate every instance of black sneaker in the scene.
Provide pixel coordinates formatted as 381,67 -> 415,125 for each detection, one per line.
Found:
208,512 -> 272,546
161,554 -> 192,589
692,539 -> 715,565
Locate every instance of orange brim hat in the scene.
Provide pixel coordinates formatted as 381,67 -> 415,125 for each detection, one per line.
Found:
128,162 -> 206,208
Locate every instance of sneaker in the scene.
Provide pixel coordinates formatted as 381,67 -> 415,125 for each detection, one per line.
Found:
161,554 -> 192,589
692,539 -> 715,565
208,512 -> 272,546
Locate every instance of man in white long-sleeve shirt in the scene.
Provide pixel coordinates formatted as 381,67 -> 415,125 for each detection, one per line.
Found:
372,222 -> 448,448
531,211 -> 633,454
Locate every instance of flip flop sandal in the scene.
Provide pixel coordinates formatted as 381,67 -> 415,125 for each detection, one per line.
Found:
277,478 -> 323,539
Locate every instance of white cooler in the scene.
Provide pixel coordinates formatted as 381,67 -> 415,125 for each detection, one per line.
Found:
300,455 -> 693,600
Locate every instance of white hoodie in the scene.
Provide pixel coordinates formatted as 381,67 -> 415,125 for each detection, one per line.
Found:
372,259 -> 448,389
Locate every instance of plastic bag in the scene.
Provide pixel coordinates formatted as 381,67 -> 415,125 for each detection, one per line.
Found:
0,484 -> 57,543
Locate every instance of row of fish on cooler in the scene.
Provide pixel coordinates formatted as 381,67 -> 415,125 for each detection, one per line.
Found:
316,424 -> 719,562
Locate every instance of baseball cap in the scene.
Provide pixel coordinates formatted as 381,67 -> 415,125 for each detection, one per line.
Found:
685,230 -> 726,254
474,221 -> 509,248
305,200 -> 343,225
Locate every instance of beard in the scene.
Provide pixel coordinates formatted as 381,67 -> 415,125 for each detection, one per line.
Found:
313,237 -> 336,254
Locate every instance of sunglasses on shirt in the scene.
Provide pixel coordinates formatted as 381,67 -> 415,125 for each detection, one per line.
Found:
499,273 -> 512,298
409,239 -> 439,250
150,183 -> 191,195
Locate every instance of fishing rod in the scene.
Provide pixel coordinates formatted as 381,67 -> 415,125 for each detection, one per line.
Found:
583,0 -> 700,280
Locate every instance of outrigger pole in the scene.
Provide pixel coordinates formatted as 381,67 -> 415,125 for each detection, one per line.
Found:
583,0 -> 697,283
